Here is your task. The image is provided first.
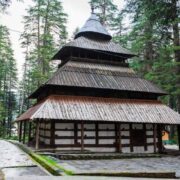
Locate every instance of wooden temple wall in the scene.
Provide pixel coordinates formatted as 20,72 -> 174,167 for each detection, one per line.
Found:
38,121 -> 158,153
39,121 -> 51,145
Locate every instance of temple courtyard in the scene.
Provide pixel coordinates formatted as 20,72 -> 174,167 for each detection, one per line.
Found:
56,157 -> 180,177
1,140 -> 180,179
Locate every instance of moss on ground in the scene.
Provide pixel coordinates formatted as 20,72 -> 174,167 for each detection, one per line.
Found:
8,141 -> 74,176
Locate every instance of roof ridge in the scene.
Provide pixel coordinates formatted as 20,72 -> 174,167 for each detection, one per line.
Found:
61,66 -> 140,78
48,94 -> 162,104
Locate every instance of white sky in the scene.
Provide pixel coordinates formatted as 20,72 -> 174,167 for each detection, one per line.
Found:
0,0 -> 124,80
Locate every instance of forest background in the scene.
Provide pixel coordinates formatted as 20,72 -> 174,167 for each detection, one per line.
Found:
0,0 -> 179,140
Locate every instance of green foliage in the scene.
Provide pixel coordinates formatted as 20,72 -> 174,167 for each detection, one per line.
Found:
18,0 -> 68,114
121,0 -> 180,112
89,0 -> 118,30
0,25 -> 17,137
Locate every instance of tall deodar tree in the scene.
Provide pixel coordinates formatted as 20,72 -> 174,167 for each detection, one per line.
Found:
19,0 -> 68,113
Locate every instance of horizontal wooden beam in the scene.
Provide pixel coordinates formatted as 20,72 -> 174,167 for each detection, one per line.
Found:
53,142 -> 155,148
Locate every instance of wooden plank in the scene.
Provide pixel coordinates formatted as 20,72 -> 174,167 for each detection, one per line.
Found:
28,122 -> 32,145
53,136 -> 129,139
157,124 -> 163,153
129,124 -> 133,152
118,123 -> 122,153
116,123 -> 122,153
53,143 -> 155,148
143,124 -> 147,151
35,120 -> 40,150
74,123 -> 78,144
19,121 -> 22,142
153,124 -> 157,153
50,120 -> 55,147
23,121 -> 26,144
81,121 -> 84,151
95,123 -> 99,145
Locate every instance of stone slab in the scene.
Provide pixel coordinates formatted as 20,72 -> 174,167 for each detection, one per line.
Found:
5,176 -> 178,180
0,140 -> 35,168
56,157 -> 180,177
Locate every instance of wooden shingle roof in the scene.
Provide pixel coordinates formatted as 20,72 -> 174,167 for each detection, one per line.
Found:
45,61 -> 166,94
75,14 -> 112,40
53,37 -> 135,60
16,95 -> 180,124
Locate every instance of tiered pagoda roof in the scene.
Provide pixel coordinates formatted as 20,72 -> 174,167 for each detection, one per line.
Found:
17,13 -> 180,124
30,14 -> 165,99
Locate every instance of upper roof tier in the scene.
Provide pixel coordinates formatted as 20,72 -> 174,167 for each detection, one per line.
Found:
52,14 -> 136,61
75,14 -> 112,40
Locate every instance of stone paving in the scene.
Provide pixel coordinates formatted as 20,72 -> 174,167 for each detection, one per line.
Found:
0,140 -> 34,168
6,177 -> 176,180
57,157 -> 180,177
0,140 -> 48,178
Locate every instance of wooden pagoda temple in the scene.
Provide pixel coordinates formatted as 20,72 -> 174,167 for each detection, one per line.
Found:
16,14 -> 180,153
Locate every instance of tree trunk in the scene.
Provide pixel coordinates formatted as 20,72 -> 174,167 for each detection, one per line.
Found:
172,0 -> 180,113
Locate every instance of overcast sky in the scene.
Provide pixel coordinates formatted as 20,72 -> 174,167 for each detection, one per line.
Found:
0,0 -> 124,79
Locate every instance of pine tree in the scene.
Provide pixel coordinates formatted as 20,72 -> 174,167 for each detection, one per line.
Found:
0,25 -> 17,137
19,0 -> 68,113
119,0 -> 180,139
89,0 -> 118,30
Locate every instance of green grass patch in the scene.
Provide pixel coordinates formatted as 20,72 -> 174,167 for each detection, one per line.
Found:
39,155 -> 74,175
32,153 -> 74,175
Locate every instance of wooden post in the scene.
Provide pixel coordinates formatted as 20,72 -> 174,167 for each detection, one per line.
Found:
153,124 -> 157,153
117,123 -> 122,153
35,120 -> 40,150
28,122 -> 32,145
74,123 -> 78,145
19,121 -> 22,142
129,124 -> 133,152
95,122 -> 99,145
23,121 -> 26,144
177,125 -> 180,151
143,124 -> 147,151
50,120 -> 55,147
157,124 -> 163,153
81,121 -> 84,151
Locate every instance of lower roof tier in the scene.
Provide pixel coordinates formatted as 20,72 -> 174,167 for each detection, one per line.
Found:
30,60 -> 166,98
16,95 -> 180,124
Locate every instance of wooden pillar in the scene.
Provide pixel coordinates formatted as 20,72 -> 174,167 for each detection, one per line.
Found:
19,121 -> 22,142
74,123 -> 78,145
23,121 -> 26,144
95,122 -> 99,145
157,124 -> 163,153
35,120 -> 40,150
177,125 -> 180,151
81,121 -> 84,151
143,124 -> 147,151
129,124 -> 133,152
153,124 -> 157,153
116,123 -> 122,153
28,122 -> 32,145
50,120 -> 55,147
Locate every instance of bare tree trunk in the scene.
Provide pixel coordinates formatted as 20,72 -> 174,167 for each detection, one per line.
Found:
42,0 -> 50,75
19,36 -> 29,114
37,0 -> 41,86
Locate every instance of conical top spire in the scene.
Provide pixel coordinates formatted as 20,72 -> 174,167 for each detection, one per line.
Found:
75,14 -> 112,40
